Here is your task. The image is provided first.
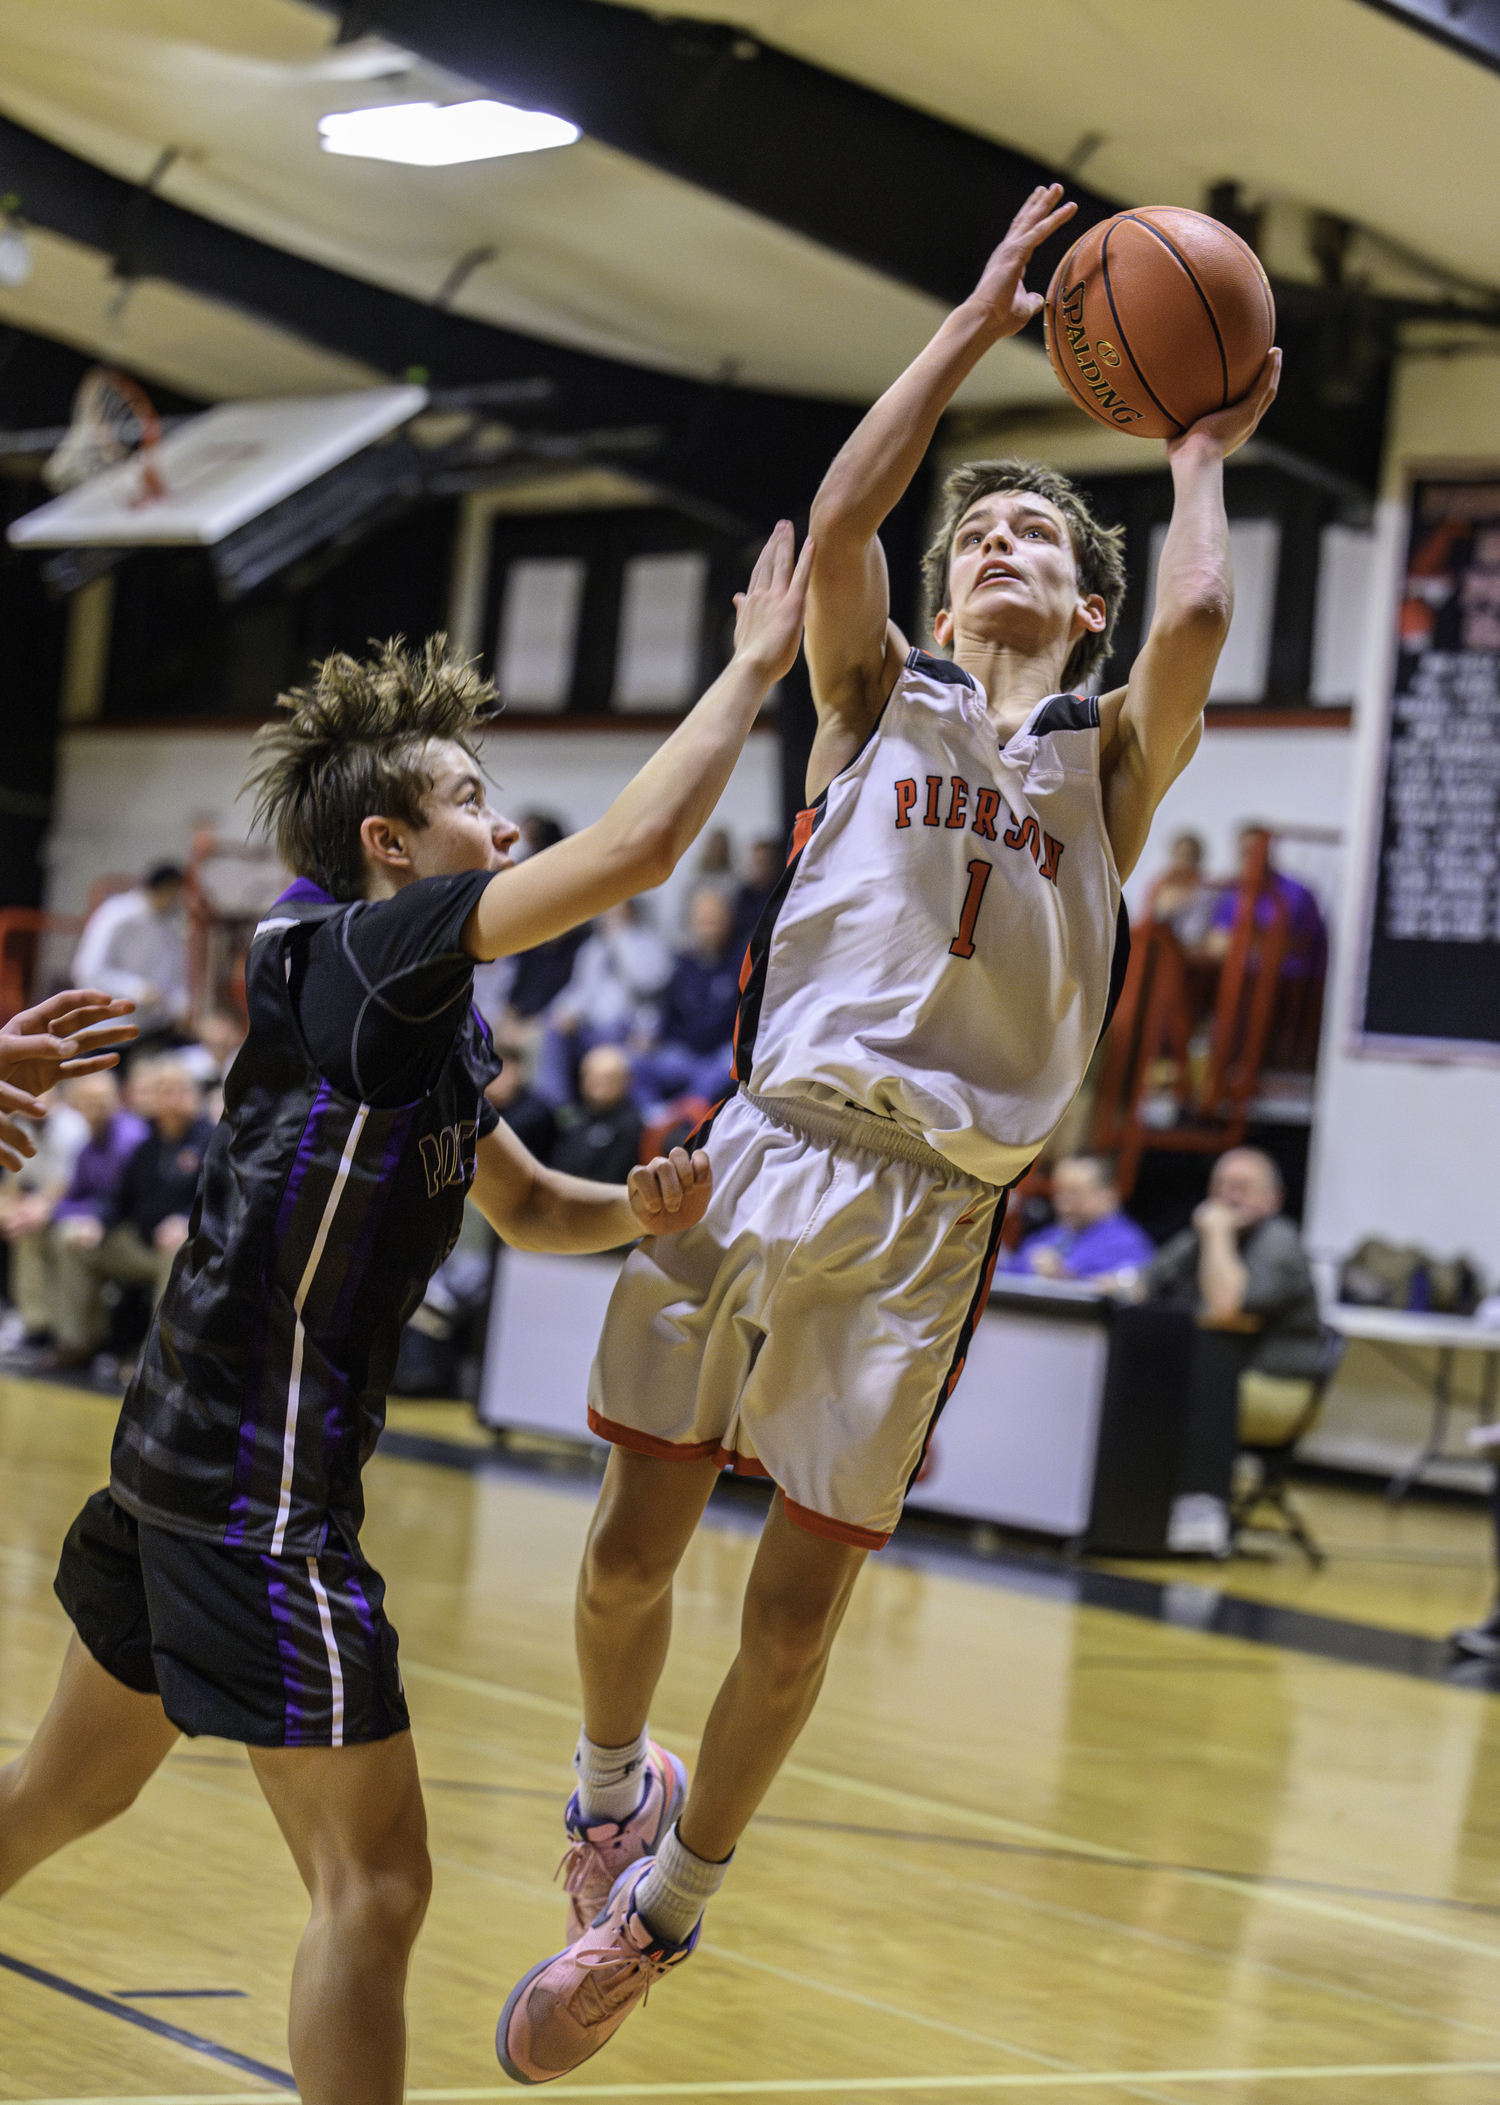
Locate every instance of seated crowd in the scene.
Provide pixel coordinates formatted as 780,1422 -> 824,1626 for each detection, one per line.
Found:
478,814 -> 781,1185
0,877 -> 244,1381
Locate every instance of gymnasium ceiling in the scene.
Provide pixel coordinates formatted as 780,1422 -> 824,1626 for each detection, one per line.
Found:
0,0 -> 1495,453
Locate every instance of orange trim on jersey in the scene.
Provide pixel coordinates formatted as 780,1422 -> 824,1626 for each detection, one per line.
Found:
788,805 -> 819,859
586,1410 -> 722,1462
712,1446 -> 772,1479
783,1498 -> 891,1553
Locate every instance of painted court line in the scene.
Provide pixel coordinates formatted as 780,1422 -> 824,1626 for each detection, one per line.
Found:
21,2061 -> 1500,2103
400,1658 -> 1500,1963
0,1949 -> 294,2089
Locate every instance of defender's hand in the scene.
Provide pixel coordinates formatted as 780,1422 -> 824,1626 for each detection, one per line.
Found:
628,1146 -> 712,1236
0,990 -> 138,1098
1169,348 -> 1281,463
731,520 -> 815,686
968,183 -> 1078,339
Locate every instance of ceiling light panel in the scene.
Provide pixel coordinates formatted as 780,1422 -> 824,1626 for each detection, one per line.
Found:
317,99 -> 579,167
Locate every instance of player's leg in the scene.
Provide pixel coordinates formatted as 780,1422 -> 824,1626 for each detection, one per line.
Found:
2,1488 -> 180,1893
558,1445 -> 721,1940
249,1734 -> 430,2105
499,1487 -> 866,2085
575,1444 -> 723,1746
0,1635 -> 178,1894
672,1491 -> 865,1866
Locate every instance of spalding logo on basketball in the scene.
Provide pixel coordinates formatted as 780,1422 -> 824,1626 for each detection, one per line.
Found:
1044,207 -> 1275,441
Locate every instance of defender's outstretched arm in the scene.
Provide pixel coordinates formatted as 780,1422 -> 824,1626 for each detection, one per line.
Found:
804,185 -> 1076,784
1098,351 -> 1281,880
469,1117 -> 711,1254
463,522 -> 812,963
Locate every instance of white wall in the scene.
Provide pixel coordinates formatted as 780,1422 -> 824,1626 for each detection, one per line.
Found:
1304,348 -> 1500,1274
44,719 -> 780,941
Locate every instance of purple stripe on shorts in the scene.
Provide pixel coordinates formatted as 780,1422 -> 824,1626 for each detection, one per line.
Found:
260,1557 -> 305,1747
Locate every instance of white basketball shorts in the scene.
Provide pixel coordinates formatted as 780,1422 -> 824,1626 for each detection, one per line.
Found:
587,1089 -> 1008,1550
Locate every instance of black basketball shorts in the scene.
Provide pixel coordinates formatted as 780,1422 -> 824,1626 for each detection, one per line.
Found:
54,1488 -> 410,1747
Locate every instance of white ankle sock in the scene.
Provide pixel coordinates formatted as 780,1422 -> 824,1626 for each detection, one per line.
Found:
634,1822 -> 730,1946
574,1726 -> 651,1826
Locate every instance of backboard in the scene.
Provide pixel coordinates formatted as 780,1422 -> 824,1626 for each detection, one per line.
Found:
7,385 -> 428,548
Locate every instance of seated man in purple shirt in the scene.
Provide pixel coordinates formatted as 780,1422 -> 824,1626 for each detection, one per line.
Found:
1203,824 -> 1327,979
1003,1153 -> 1154,1288
52,1071 -> 149,1238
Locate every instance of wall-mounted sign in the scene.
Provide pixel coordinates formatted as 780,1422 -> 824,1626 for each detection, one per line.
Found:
1355,473 -> 1500,1059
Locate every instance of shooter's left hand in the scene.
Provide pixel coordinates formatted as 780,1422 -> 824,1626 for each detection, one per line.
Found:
628,1146 -> 712,1236
967,183 -> 1078,339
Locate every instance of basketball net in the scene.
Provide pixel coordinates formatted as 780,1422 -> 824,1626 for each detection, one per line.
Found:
43,366 -> 166,504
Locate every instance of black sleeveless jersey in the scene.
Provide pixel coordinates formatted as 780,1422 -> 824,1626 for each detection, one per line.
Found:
109,877 -> 503,1555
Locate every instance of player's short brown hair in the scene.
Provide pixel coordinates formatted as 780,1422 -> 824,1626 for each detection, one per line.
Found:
245,636 -> 494,901
921,459 -> 1127,692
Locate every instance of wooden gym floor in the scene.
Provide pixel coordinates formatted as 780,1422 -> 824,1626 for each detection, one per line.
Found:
2,1378 -> 1499,2104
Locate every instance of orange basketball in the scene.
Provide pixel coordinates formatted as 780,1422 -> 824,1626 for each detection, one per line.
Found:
1043,207 -> 1274,440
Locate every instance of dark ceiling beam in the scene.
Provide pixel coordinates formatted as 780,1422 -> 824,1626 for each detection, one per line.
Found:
1352,0 -> 1500,74
354,0 -> 1119,314
0,111 -> 860,530
352,0 -> 1405,484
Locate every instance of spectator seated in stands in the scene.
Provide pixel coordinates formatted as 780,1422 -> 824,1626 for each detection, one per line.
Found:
1001,1153 -> 1154,1289
1202,823 -> 1328,979
632,885 -> 743,1114
71,861 -> 190,1047
473,812 -> 591,1051
731,835 -> 783,955
49,1057 -> 213,1374
1144,1146 -> 1323,1557
551,1045 -> 645,1188
178,1006 -> 248,1123
1145,829 -> 1217,948
0,1086 -> 90,1353
486,1056 -> 557,1165
533,900 -> 671,1109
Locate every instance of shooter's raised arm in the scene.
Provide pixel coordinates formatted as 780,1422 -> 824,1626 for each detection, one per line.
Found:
464,519 -> 812,962
804,186 -> 1076,755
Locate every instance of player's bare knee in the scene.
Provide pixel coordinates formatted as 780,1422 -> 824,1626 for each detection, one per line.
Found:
742,1586 -> 842,1688
2,1749 -> 141,1837
582,1523 -> 678,1611
320,1835 -> 431,1949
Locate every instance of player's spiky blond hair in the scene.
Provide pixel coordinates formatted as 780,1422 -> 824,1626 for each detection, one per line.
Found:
921,459 -> 1127,692
245,635 -> 494,901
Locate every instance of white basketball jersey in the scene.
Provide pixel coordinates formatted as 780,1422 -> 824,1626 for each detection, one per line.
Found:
733,648 -> 1128,1187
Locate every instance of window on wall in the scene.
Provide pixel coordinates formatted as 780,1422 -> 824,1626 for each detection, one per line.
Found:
1072,460 -> 1368,713
1311,525 -> 1377,706
613,552 -> 710,712
1144,519 -> 1282,702
495,557 -> 586,711
480,506 -> 738,717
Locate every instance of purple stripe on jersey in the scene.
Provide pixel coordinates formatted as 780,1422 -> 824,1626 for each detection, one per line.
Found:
275,876 -> 336,907
261,1558 -> 305,1747
317,1107 -> 414,1496
274,1079 -> 335,1245
323,1105 -> 415,1342
223,1085 -> 335,1544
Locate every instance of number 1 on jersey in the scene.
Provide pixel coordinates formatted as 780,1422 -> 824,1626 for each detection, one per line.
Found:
949,858 -> 993,960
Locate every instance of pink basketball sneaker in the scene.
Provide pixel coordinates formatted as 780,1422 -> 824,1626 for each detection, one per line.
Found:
498,1858 -> 697,2084
559,1741 -> 686,1943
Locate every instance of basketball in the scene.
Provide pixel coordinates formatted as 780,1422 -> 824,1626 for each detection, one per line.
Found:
1043,207 -> 1275,440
